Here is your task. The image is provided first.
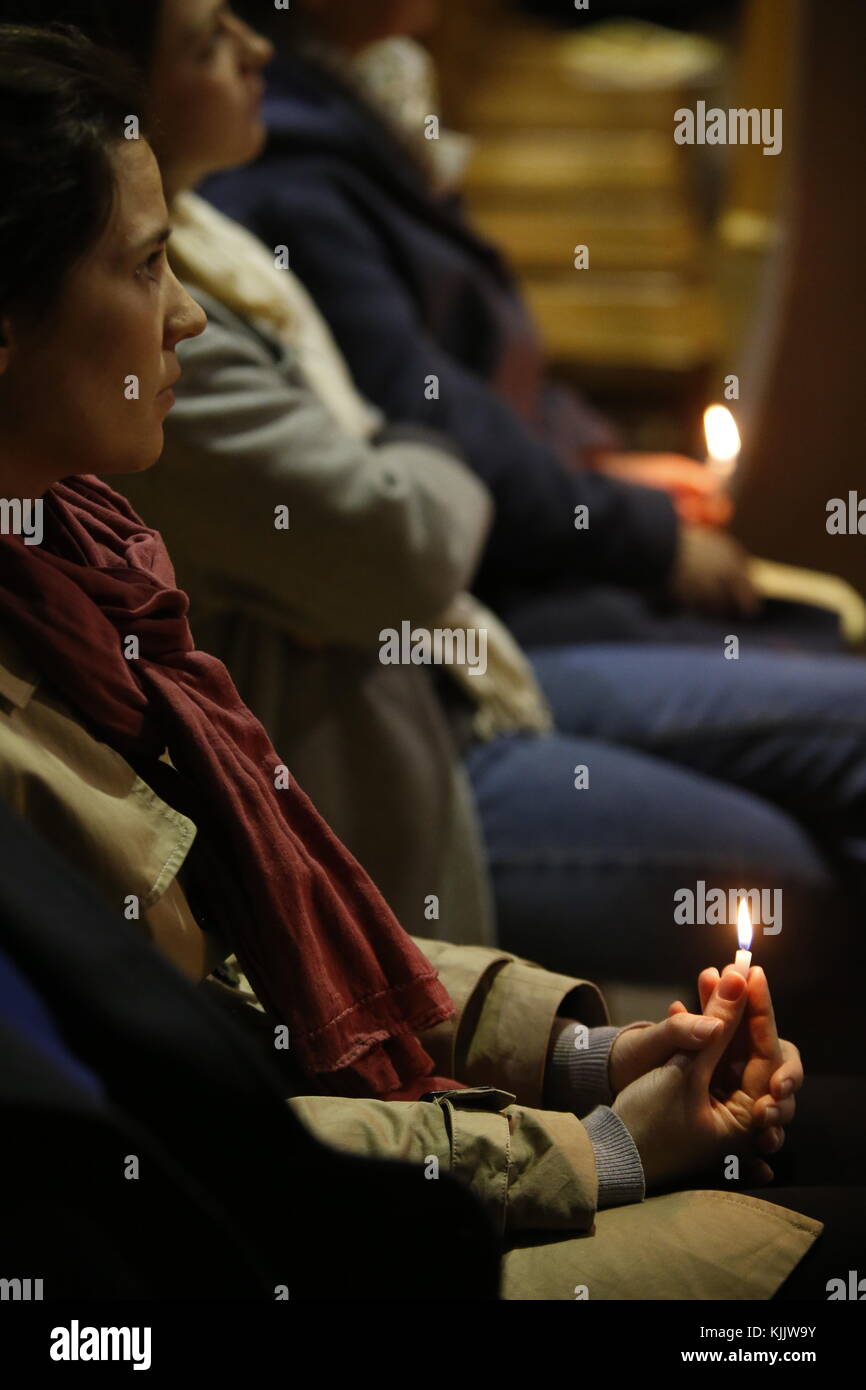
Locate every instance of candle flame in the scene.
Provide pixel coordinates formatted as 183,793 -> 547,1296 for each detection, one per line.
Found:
704,405 -> 741,482
737,897 -> 753,951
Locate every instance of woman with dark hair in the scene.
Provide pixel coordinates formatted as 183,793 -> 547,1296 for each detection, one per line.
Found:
2,0 -> 509,951
7,1 -> 866,1074
2,19 -> 860,1303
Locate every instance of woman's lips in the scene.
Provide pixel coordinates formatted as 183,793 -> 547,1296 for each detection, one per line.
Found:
157,377 -> 179,410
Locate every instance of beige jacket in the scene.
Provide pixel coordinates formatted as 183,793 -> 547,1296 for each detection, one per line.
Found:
0,631 -> 822,1300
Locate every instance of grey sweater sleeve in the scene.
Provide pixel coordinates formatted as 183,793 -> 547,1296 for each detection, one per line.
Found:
583,1106 -> 646,1208
545,1023 -> 629,1115
546,1023 -> 649,1207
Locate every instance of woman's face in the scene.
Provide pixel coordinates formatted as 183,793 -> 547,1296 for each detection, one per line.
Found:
149,0 -> 275,193
0,139 -> 206,492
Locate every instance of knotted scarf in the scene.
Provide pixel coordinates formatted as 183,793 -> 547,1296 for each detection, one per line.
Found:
0,475 -> 459,1099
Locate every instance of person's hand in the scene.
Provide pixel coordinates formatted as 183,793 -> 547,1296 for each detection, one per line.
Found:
668,965 -> 803,1180
611,970 -> 782,1189
593,452 -> 733,526
608,1013 -> 724,1095
668,522 -> 761,617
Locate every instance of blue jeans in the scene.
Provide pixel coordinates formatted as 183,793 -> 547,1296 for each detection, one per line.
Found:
463,646 -> 866,1065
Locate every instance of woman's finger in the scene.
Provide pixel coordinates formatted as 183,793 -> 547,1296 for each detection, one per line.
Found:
668,1013 -> 722,1048
744,1158 -> 775,1186
770,1040 -> 804,1098
753,1094 -> 795,1127
690,970 -> 749,1089
698,968 -> 720,1012
746,967 -> 783,1062
617,1014 -> 721,1086
756,1125 -> 785,1155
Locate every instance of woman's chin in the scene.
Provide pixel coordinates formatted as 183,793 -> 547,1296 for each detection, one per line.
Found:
205,124 -> 267,182
241,117 -> 268,164
98,446 -> 163,478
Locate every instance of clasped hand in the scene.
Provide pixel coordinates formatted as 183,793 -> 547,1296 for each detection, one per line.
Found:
608,965 -> 802,1189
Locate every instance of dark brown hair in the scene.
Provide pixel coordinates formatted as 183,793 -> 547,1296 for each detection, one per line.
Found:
0,24 -> 145,316
0,1 -> 162,70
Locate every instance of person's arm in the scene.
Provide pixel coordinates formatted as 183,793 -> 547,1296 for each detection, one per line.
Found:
409,935 -> 609,1107
248,176 -> 679,595
127,293 -> 493,649
289,1085 -> 607,1232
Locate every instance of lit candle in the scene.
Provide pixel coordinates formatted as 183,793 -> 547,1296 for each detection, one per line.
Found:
733,897 -> 753,979
703,404 -> 741,488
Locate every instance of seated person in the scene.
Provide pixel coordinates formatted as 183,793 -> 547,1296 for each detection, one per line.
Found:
7,0 -> 866,1053
203,0 -> 841,652
0,23 -> 851,1302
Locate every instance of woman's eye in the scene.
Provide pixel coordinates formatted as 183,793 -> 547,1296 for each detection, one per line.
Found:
198,13 -> 231,60
138,249 -> 165,284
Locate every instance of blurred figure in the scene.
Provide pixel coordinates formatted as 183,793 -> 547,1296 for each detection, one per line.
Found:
211,0 -> 846,653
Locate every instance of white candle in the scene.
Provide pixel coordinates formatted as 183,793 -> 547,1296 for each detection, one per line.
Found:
733,898 -> 753,979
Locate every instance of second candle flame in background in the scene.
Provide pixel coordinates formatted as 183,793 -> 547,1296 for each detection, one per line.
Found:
704,404 -> 741,485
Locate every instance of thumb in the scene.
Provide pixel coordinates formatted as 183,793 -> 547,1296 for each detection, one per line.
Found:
658,1011 -> 723,1060
689,968 -> 749,1087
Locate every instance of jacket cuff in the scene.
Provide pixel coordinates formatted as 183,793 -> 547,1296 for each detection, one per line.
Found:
411,938 -> 609,1109
582,1106 -> 645,1208
461,957 -> 609,1108
424,1087 -> 598,1236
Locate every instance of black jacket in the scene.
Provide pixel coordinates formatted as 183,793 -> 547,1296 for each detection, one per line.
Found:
0,804 -> 499,1299
203,55 -> 678,610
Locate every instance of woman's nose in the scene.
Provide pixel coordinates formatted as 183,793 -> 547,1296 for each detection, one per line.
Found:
234,16 -> 275,72
165,282 -> 207,349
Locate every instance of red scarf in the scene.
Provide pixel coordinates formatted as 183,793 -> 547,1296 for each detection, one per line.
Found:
0,476 -> 461,1099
